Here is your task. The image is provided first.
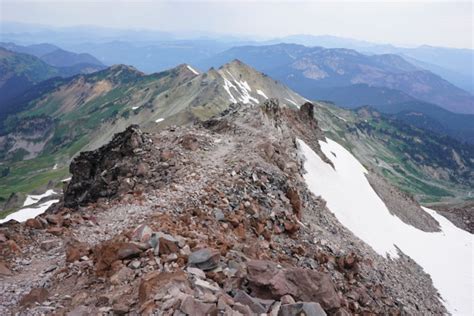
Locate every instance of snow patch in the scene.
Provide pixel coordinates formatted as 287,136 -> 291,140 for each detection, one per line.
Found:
62,177 -> 72,183
155,118 -> 164,123
256,89 -> 268,99
23,189 -> 57,207
285,98 -> 298,107
223,78 -> 238,103
223,71 -> 259,105
0,199 -> 59,224
297,138 -> 473,315
52,163 -> 58,170
186,65 -> 199,75
132,106 -> 140,110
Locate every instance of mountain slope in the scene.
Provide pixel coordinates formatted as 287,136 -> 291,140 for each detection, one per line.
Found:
269,35 -> 474,94
0,42 -> 104,68
0,46 -> 105,112
0,60 -> 305,214
1,101 -> 460,315
199,44 -> 474,114
0,60 -> 471,219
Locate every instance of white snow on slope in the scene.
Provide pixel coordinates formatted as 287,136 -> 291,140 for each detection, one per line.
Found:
23,189 -> 57,207
297,138 -> 473,316
222,75 -> 259,105
256,89 -> 268,99
132,106 -> 140,110
53,163 -> 58,170
223,78 -> 238,103
285,98 -> 298,107
155,118 -> 164,123
186,65 -> 199,75
0,199 -> 59,224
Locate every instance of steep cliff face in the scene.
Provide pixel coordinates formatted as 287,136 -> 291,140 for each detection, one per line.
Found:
0,101 -> 452,315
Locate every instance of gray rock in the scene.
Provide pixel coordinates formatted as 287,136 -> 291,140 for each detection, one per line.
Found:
234,290 -> 267,314
188,248 -> 220,271
278,302 -> 327,316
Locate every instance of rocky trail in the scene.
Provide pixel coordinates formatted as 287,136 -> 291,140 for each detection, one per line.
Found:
0,101 -> 446,315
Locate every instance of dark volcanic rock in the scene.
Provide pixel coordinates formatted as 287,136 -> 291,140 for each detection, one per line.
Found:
64,125 -> 152,208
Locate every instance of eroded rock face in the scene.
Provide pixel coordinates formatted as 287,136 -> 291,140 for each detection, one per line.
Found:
64,125 -> 150,208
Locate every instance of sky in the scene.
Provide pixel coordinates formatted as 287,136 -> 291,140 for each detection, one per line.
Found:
1,0 -> 473,48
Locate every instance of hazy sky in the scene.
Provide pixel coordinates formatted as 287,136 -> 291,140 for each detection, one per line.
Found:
1,0 -> 473,48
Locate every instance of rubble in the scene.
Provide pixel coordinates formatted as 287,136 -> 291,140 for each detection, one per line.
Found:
0,101 -> 446,315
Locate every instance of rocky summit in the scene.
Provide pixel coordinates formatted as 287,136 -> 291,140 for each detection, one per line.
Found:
0,100 -> 447,315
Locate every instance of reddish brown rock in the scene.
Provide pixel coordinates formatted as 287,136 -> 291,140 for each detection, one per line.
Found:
160,149 -> 175,161
159,236 -> 179,255
46,226 -> 64,236
66,241 -> 90,263
180,134 -> 199,151
19,288 -> 49,306
45,214 -> 63,225
246,260 -> 340,310
138,271 -> 187,304
94,241 -> 142,276
286,187 -> 302,220
283,221 -> 299,234
0,261 -> 12,276
25,218 -> 43,229
180,296 -> 216,315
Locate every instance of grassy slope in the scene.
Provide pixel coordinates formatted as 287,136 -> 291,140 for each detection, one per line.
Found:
0,66 -> 198,218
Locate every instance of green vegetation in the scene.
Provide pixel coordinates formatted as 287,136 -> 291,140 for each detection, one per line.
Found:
314,102 -> 473,203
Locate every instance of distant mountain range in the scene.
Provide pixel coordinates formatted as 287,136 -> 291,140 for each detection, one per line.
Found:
0,45 -> 105,111
0,42 -> 104,68
198,44 -> 473,114
269,35 -> 474,94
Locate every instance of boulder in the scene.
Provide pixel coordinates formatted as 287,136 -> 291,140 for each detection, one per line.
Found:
180,296 -> 216,315
132,224 -> 153,243
246,260 -> 340,310
188,248 -> 220,271
25,218 -> 43,229
94,241 -> 142,275
64,125 -> 148,208
233,290 -> 267,314
66,241 -> 90,263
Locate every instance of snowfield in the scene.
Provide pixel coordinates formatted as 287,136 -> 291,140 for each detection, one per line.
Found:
0,199 -> 59,224
285,98 -> 298,107
155,118 -> 164,123
23,189 -> 57,207
298,138 -> 473,316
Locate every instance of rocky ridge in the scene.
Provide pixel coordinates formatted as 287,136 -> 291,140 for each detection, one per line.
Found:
0,100 -> 445,315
